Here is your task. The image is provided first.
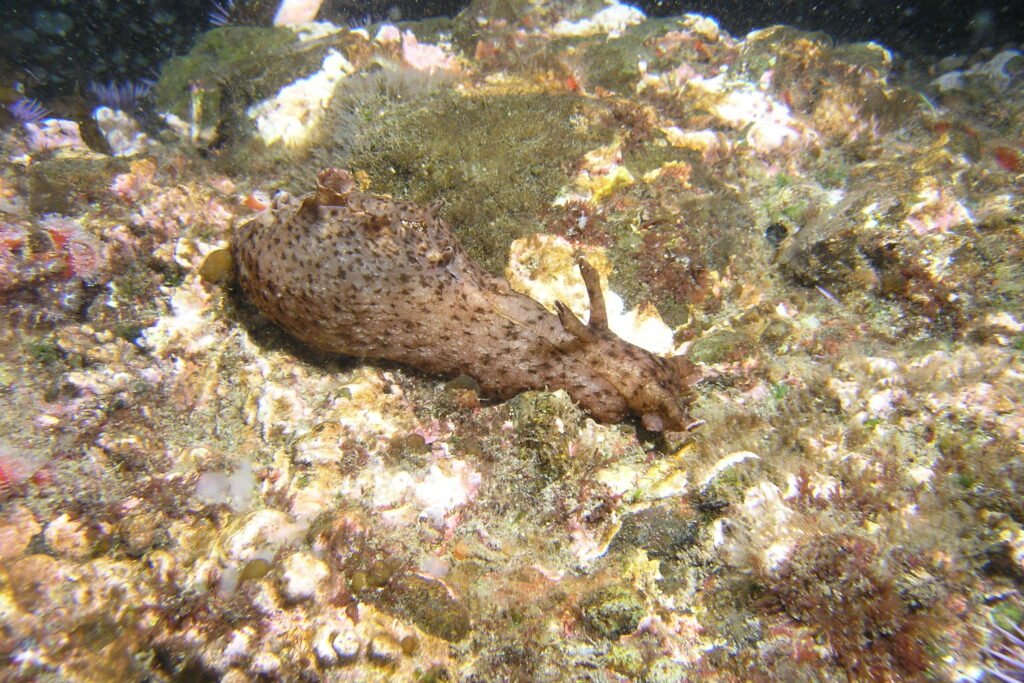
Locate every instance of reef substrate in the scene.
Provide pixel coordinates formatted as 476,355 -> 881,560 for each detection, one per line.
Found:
1,3 -> 1023,680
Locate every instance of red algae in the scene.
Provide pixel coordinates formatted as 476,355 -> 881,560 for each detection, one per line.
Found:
993,145 -> 1022,172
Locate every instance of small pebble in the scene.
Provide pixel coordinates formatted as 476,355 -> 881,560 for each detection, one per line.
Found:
250,651 -> 282,675
119,511 -> 162,554
313,626 -> 339,665
199,247 -> 234,283
332,629 -> 361,662
44,513 -> 93,560
8,554 -> 62,611
0,504 -> 40,560
279,551 -> 328,601
368,637 -> 403,665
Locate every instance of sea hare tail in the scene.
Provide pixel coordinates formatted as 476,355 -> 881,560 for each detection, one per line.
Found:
576,258 -> 608,331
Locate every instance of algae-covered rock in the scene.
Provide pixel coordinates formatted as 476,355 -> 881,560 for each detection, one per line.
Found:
778,165 -> 971,331
780,214 -> 867,291
602,156 -> 758,327
530,20 -> 670,98
610,505 -> 699,558
579,585 -> 645,639
688,329 -> 755,365
646,657 -> 690,682
602,642 -> 645,678
152,26 -> 344,140
507,390 -> 583,481
580,19 -> 679,95
465,0 -> 545,23
29,155 -> 129,214
737,25 -> 919,144
377,573 -> 471,642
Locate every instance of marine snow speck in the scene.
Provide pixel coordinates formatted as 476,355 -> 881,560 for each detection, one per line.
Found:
232,168 -> 699,431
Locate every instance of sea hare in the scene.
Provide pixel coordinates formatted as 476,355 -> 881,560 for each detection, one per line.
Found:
233,169 -> 698,431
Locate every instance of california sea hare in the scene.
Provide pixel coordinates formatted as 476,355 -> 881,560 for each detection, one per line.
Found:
233,169 -> 698,431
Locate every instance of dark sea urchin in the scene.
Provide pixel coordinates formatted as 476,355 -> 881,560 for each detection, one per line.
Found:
986,623 -> 1024,682
207,0 -> 268,28
6,97 -> 51,126
87,79 -> 153,112
209,0 -> 237,26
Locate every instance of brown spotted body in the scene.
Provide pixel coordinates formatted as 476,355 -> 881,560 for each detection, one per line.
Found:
233,169 -> 697,431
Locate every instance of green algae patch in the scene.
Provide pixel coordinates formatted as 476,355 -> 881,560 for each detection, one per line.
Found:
622,137 -> 698,178
602,643 -> 645,678
525,18 -> 684,97
609,505 -> 699,558
310,78 -> 614,274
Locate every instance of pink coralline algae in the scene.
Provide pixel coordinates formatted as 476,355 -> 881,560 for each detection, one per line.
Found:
401,31 -> 460,74
110,158 -> 158,204
0,216 -> 109,290
903,186 -> 973,236
129,185 -> 234,243
0,442 -> 46,499
0,223 -> 25,289
37,215 -> 109,283
23,119 -> 86,152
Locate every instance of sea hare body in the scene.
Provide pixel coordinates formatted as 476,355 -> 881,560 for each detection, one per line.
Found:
233,169 -> 697,431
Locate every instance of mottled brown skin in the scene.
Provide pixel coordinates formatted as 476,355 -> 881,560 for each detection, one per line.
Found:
233,169 -> 698,431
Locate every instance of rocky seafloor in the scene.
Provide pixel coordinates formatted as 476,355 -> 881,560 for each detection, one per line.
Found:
1,2 -> 1023,681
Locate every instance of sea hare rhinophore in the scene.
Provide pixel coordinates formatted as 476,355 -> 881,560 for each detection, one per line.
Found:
233,169 -> 698,431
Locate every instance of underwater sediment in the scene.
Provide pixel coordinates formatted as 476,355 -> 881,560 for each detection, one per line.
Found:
1,3 -> 1023,681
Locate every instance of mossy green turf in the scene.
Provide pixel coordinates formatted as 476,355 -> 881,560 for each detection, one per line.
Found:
313,83 -> 613,275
